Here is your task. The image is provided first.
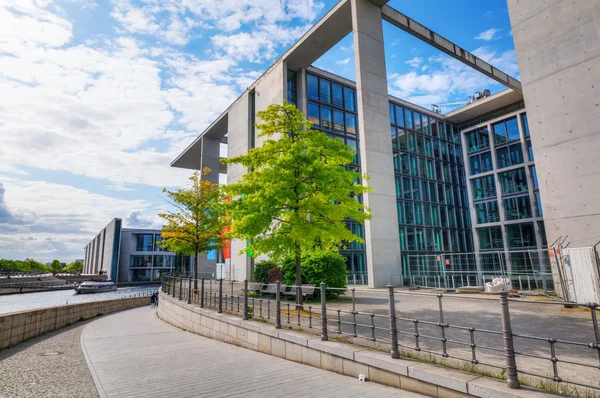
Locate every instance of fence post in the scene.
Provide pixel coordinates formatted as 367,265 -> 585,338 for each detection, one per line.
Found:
320,282 -> 328,341
275,281 -> 282,329
200,278 -> 205,308
243,280 -> 249,320
178,277 -> 182,300
218,279 -> 223,313
187,276 -> 192,304
172,276 -> 176,298
499,291 -> 520,389
388,284 -> 400,359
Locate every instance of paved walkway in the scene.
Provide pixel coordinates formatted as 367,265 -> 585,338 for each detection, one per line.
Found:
0,321 -> 98,398
81,307 -> 424,398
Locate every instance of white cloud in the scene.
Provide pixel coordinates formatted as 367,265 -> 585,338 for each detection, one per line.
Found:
475,28 -> 501,41
388,47 -> 519,110
405,57 -> 423,68
337,57 -> 351,65
0,178 -> 153,262
124,210 -> 160,228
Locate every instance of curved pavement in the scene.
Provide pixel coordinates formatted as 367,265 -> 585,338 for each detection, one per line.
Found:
81,307 -> 424,398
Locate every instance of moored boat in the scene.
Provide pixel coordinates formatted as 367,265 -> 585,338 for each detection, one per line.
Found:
74,280 -> 117,294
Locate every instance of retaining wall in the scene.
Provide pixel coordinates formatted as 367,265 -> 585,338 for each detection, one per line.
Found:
0,296 -> 149,349
158,291 -> 550,398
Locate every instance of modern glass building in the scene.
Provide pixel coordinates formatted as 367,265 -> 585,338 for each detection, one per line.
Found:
83,218 -> 180,284
170,0 -> 581,289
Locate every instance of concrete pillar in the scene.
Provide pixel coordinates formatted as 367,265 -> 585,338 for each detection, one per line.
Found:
351,0 -> 401,287
297,68 -> 307,114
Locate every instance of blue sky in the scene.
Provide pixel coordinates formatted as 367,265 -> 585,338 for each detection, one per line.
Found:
0,0 -> 518,262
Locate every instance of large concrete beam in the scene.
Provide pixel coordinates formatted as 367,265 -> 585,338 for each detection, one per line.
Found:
352,0 -> 402,287
381,6 -> 522,93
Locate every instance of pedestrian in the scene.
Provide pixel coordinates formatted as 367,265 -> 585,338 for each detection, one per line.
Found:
155,291 -> 159,307
150,292 -> 156,308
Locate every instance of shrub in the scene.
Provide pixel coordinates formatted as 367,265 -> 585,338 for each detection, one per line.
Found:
281,251 -> 347,297
267,267 -> 282,283
252,260 -> 278,284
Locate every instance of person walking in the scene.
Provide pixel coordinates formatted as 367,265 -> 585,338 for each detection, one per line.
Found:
150,292 -> 156,308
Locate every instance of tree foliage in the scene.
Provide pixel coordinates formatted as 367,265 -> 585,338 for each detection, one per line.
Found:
281,251 -> 347,297
158,168 -> 227,282
50,259 -> 63,274
64,261 -> 83,273
0,258 -> 46,273
223,102 -> 370,303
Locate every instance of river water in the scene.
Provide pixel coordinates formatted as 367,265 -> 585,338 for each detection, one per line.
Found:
0,284 -> 161,314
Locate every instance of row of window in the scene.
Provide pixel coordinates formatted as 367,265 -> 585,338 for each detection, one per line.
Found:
399,227 -> 473,253
478,222 -> 537,250
130,255 -> 175,268
469,143 -> 528,175
392,128 -> 464,165
307,74 -> 356,112
307,101 -> 358,136
397,200 -> 471,229
135,234 -> 166,252
389,102 -> 461,144
472,167 -> 530,200
475,195 -> 538,224
396,176 -> 469,208
394,154 -> 467,187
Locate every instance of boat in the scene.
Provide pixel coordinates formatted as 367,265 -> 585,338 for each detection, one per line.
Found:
74,280 -> 117,294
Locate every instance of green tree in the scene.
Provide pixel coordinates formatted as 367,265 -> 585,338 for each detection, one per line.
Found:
223,102 -> 371,305
158,167 -> 227,288
251,260 -> 278,284
64,261 -> 83,273
281,251 -> 347,298
50,259 -> 63,275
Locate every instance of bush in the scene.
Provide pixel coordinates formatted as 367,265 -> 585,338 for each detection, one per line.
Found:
281,251 -> 347,297
252,260 -> 278,284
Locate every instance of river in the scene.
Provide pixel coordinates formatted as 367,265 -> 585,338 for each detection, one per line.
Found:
0,284 -> 161,314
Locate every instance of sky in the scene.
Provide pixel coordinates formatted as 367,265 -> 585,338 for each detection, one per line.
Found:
0,0 -> 519,263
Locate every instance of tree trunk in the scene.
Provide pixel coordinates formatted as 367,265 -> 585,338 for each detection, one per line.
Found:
194,251 -> 199,291
295,245 -> 303,308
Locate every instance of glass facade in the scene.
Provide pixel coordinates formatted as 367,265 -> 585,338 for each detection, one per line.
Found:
390,101 -> 472,279
463,111 -> 545,258
136,234 -> 153,251
306,73 -> 364,277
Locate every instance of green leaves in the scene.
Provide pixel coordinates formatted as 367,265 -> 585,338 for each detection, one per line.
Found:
223,102 -> 371,262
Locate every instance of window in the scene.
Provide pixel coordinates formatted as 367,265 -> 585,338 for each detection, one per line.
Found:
431,206 -> 440,226
390,126 -> 397,148
507,223 -> 536,248
414,112 -> 422,131
136,234 -> 153,251
319,79 -> 331,104
347,139 -> 359,164
538,221 -> 547,247
522,113 -> 530,137
154,255 -> 174,267
401,154 -> 409,174
423,115 -> 430,135
287,70 -> 297,104
527,140 -> 534,161
472,175 -> 496,200
499,168 -> 528,195
321,106 -> 332,131
416,135 -> 424,155
504,196 -> 531,220
395,176 -> 401,197
332,84 -> 343,108
403,178 -> 411,199
438,122 -> 446,141
412,179 -> 421,200
414,203 -> 423,225
408,133 -> 416,152
398,130 -> 407,150
132,269 -> 152,281
345,113 -> 357,135
470,155 -> 481,175
506,117 -> 520,141
494,116 -> 520,144
334,110 -> 344,133
395,105 -> 404,127
531,166 -> 539,189
389,103 -> 395,125
410,156 -> 418,176
130,255 -> 153,267
344,87 -> 356,112
405,108 -> 413,129
493,119 -> 507,144
431,119 -> 438,137
399,227 -> 407,250
154,235 -> 165,251
425,138 -> 432,157
497,143 -> 523,168
481,151 -> 493,172
307,101 -> 319,126
509,143 -> 524,165
535,192 -> 543,217
422,180 -> 430,201
407,227 -> 416,250
397,201 -> 404,223
307,74 -> 319,100
478,227 -> 503,250
405,202 -> 414,224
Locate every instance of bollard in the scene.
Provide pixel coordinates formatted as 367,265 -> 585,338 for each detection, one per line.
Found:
499,292 -> 520,389
275,281 -> 282,329
187,276 -> 192,304
388,284 -> 400,358
243,280 -> 249,320
320,282 -> 328,341
200,278 -> 205,308
218,279 -> 223,313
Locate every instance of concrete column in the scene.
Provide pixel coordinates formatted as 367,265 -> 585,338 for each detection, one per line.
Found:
351,0 -> 401,287
297,68 -> 307,114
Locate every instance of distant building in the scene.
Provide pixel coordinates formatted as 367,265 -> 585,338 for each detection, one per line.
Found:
75,259 -> 84,264
83,218 -> 185,284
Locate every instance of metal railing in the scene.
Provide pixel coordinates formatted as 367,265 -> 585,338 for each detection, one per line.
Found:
161,274 -> 600,392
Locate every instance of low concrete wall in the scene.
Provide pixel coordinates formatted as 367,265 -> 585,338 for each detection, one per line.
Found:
158,292 -> 549,398
0,297 -> 149,349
